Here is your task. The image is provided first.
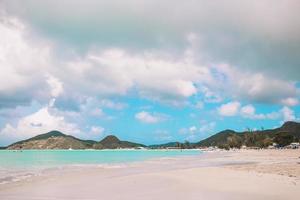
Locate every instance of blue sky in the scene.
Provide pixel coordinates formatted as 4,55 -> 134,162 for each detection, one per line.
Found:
0,0 -> 299,146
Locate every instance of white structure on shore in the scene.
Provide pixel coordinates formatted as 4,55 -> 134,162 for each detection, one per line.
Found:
289,143 -> 300,149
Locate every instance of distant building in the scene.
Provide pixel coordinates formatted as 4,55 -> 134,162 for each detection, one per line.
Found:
267,145 -> 276,149
166,147 -> 181,149
241,145 -> 247,149
135,147 -> 147,150
289,143 -> 300,149
271,143 -> 279,148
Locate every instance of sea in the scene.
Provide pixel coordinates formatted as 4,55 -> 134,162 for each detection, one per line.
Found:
0,149 -> 201,185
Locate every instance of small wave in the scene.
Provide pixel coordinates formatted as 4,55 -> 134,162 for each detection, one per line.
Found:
0,172 -> 37,185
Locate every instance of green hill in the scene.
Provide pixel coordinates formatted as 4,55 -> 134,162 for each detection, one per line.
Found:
149,142 -> 182,149
196,121 -> 300,148
6,131 -> 145,150
94,135 -> 146,149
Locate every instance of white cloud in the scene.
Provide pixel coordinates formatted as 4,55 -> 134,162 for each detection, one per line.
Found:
240,104 -> 280,120
218,102 -> 281,120
212,64 -> 299,105
200,86 -> 223,103
135,111 -> 167,124
4,0 -> 300,82
46,75 -> 64,98
98,99 -> 127,110
0,105 -> 81,145
0,97 -> 111,145
179,121 -> 216,141
89,108 -> 105,117
198,122 -> 216,133
0,14 -> 53,108
240,105 -> 255,116
218,101 -> 241,117
280,106 -> 296,122
75,98 -> 117,120
218,102 -> 296,123
281,97 -> 299,107
61,48 -> 211,106
189,126 -> 197,134
1,11 -> 298,111
240,105 -> 264,120
89,126 -> 104,136
179,126 -> 197,141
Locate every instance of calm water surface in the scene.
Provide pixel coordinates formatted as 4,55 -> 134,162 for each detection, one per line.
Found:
0,150 -> 202,184
0,149 -> 201,170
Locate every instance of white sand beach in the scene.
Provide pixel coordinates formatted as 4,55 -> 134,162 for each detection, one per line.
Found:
0,149 -> 299,200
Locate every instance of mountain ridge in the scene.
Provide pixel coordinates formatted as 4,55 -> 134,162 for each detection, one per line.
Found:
3,121 -> 300,150
196,121 -> 300,148
6,131 -> 144,150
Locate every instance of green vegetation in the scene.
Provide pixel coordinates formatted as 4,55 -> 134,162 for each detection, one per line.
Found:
273,132 -> 294,147
7,131 -> 145,150
96,135 -> 146,149
197,121 -> 300,149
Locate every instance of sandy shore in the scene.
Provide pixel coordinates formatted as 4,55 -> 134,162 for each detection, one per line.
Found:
0,149 -> 299,200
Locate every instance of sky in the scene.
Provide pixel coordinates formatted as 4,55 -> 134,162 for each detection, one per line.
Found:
0,0 -> 300,146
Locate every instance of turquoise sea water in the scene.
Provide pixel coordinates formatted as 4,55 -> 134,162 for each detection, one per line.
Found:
0,150 -> 201,184
0,149 -> 201,170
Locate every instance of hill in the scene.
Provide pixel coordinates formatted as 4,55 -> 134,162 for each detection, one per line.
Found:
93,135 -> 146,149
149,142 -> 182,149
5,121 -> 300,150
6,131 -> 145,150
148,141 -> 196,149
7,131 -> 96,150
196,121 -> 300,148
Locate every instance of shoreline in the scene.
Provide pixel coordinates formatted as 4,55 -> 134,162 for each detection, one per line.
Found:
0,149 -> 203,186
0,149 -> 299,200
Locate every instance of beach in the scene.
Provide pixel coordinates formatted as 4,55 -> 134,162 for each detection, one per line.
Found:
0,149 -> 299,200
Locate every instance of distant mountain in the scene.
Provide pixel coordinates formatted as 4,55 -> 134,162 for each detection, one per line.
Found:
5,121 -> 300,150
148,122 -> 300,149
149,140 -> 200,149
196,129 -> 237,147
279,121 -> 300,137
7,131 -> 96,150
148,142 -> 196,149
149,142 -> 182,149
6,131 -> 145,150
196,121 -> 300,148
94,135 -> 146,149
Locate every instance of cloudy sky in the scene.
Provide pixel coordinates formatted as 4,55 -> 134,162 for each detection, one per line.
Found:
0,0 -> 300,146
